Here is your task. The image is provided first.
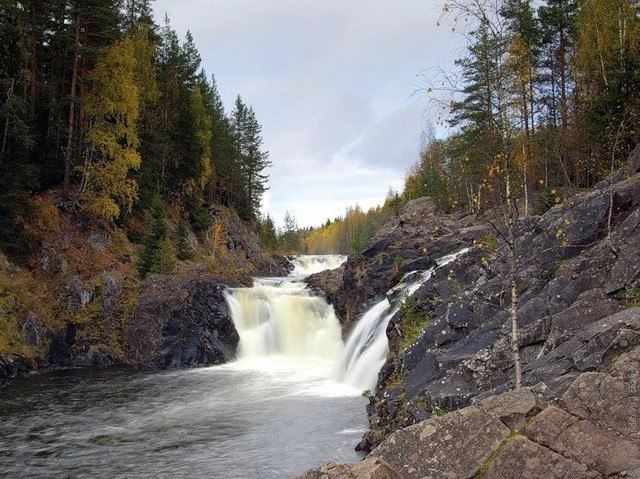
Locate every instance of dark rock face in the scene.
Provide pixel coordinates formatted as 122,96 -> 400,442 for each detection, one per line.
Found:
307,171 -> 640,452
125,275 -> 242,369
204,205 -> 288,277
365,173 -> 640,449
306,197 -> 489,329
0,356 -> 30,387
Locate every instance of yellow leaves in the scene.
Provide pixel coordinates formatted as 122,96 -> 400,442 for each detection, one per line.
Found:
81,34 -> 142,222
85,195 -> 121,221
17,196 -> 62,241
555,228 -> 569,248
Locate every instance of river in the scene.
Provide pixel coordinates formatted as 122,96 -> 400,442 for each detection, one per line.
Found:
0,255 -> 368,479
0,252 -> 465,478
0,364 -> 367,478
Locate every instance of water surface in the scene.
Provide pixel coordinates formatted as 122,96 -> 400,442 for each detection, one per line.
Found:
0,364 -> 367,479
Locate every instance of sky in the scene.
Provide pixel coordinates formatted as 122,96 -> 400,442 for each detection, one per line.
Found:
152,1 -> 464,229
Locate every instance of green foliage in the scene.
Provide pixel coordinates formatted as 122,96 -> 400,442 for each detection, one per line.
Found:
230,96 -> 272,222
0,290 -> 28,356
185,195 -> 212,232
258,214 -> 278,251
176,222 -> 196,261
612,283 -> 640,308
82,35 -> 141,220
397,296 -> 431,352
480,233 -> 499,253
278,211 -> 302,253
410,0 -> 640,218
138,197 -> 175,277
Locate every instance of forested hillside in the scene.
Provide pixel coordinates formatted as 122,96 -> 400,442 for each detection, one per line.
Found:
0,0 -> 273,264
405,0 -> 640,212
300,0 -> 640,255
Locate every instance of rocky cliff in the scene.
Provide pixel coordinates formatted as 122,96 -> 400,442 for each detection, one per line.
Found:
0,203 -> 285,386
297,343 -> 640,479
304,168 -> 640,476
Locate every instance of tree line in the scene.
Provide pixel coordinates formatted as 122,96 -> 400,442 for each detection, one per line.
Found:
404,0 -> 640,214
0,0 -> 271,261
283,0 -> 639,257
276,192 -> 402,255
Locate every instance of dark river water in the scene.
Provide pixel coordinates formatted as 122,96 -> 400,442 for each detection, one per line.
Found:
0,362 -> 367,478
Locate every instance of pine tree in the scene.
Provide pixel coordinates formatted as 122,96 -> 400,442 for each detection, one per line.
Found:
202,75 -> 237,208
573,0 -> 640,184
538,0 -> 578,186
258,214 -> 277,251
122,0 -> 155,32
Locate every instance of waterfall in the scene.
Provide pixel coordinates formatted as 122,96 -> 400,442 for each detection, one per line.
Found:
289,254 -> 347,276
225,278 -> 344,362
335,248 -> 471,392
224,249 -> 469,394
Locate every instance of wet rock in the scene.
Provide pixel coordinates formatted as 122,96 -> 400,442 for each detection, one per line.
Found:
0,356 -> 30,386
320,171 -> 640,451
125,275 -> 242,369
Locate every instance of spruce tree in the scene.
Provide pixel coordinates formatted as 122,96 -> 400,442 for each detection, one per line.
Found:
138,197 -> 175,277
230,95 -> 271,222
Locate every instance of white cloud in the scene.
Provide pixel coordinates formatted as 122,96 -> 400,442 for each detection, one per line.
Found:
152,1 -> 455,228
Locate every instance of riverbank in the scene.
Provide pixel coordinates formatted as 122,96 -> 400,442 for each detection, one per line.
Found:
0,202 -> 289,387
300,166 -> 640,477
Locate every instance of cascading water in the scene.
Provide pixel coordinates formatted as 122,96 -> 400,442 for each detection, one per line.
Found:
0,251 -> 473,478
335,248 -> 471,392
226,249 -> 469,394
224,254 -> 353,394
225,278 -> 344,361
289,254 -> 347,276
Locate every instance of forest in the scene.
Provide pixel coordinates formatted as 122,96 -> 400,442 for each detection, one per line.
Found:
0,0 -> 273,269
1,0 -> 639,260
298,0 -> 640,255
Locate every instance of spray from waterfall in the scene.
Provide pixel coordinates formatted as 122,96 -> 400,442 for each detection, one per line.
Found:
224,250 -> 470,394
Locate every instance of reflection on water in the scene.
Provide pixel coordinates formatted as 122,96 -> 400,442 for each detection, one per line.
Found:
0,366 -> 367,479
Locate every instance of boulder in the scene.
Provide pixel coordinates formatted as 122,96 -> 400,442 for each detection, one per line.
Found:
482,435 -> 594,479
350,457 -> 403,479
478,387 -> 545,431
125,275 -> 242,368
294,461 -> 353,479
371,406 -> 510,479
359,169 -> 640,450
303,348 -> 640,478
0,356 -> 30,387
525,406 -> 636,475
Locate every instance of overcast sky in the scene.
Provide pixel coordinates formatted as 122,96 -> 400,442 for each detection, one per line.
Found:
152,1 -> 463,228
